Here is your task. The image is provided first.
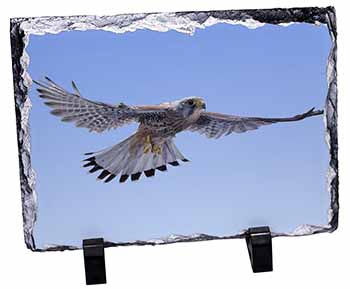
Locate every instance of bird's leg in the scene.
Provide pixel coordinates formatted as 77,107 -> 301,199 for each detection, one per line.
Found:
152,143 -> 162,155
143,135 -> 162,155
143,135 -> 153,154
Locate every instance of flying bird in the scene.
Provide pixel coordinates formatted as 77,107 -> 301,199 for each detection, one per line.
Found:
34,77 -> 323,183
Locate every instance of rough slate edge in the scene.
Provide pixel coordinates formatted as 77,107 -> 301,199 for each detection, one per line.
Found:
9,6 -> 338,252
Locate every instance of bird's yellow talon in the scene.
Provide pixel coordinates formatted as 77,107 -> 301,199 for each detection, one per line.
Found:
143,146 -> 151,154
152,144 -> 162,154
143,135 -> 153,154
143,135 -> 162,154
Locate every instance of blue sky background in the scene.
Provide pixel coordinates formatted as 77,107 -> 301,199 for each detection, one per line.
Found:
27,23 -> 331,248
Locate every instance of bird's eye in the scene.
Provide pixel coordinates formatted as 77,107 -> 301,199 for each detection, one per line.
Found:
187,100 -> 194,106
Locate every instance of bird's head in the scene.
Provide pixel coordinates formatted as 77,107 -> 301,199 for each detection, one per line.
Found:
175,97 -> 206,118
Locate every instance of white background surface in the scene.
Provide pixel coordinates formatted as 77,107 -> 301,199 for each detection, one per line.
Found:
1,0 -> 348,288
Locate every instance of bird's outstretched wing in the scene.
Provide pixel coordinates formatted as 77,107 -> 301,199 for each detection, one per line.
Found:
189,108 -> 323,139
34,77 -> 166,133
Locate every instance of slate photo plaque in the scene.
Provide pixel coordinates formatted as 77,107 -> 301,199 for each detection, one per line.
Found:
10,6 -> 338,252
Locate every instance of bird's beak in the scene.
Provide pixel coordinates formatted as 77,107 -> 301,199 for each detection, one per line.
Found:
194,99 -> 206,109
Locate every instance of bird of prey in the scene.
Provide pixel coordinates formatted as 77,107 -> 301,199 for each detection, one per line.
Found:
34,77 -> 323,183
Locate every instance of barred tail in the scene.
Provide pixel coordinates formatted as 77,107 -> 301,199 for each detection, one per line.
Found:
82,134 -> 189,183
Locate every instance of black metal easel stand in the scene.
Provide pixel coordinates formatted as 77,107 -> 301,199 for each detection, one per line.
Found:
245,226 -> 273,273
83,238 -> 107,285
82,226 -> 273,285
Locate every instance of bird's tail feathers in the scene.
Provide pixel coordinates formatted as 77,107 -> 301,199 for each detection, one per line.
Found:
82,134 -> 189,183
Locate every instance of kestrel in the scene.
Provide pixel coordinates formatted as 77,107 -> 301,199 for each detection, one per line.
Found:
34,77 -> 323,183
